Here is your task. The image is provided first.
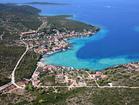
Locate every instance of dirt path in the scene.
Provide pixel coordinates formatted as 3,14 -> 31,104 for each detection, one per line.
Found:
11,41 -> 29,88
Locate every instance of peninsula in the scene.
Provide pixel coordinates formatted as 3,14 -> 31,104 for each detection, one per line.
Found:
23,2 -> 69,5
0,3 -> 139,105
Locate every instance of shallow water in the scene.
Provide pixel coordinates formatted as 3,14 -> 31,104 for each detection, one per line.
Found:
2,0 -> 139,70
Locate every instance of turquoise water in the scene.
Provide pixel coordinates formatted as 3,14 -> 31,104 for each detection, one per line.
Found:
44,29 -> 139,70
42,0 -> 139,70
1,0 -> 139,70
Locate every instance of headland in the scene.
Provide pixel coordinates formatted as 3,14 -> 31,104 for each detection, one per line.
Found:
0,3 -> 139,105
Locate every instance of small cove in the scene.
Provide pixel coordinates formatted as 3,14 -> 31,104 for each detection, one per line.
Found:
2,0 -> 139,70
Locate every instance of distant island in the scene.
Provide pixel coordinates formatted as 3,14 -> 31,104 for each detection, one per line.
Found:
0,3 -> 139,105
23,2 -> 69,5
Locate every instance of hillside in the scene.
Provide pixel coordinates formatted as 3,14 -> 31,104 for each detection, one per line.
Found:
0,3 -> 42,40
1,3 -> 138,105
23,2 -> 69,5
0,4 -> 98,86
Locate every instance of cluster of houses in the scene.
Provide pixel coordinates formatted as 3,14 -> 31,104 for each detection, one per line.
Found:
13,27 -> 102,90
19,29 -> 95,55
123,63 -> 139,71
20,29 -> 93,41
0,83 -> 16,94
31,71 -> 40,87
21,31 -> 45,40
0,80 -> 29,94
30,61 -> 108,90
91,72 -> 108,80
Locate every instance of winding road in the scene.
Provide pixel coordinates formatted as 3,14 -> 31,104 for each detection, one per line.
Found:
11,40 -> 29,88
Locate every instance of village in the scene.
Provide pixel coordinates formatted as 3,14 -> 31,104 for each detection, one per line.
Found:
31,61 -> 108,90
1,28 -> 139,95
19,29 -> 109,90
0,29 -> 108,94
19,29 -> 95,55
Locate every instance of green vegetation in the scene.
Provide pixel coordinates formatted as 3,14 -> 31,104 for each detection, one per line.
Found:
31,87 -> 85,105
0,43 -> 39,85
0,87 -> 139,105
40,15 -> 99,34
2,3 -> 138,105
0,42 -> 38,86
40,75 -> 55,86
102,67 -> 139,86
0,4 -> 98,41
91,88 -> 139,105
25,83 -> 34,91
0,42 -> 25,86
0,4 -> 43,86
15,51 -> 39,81
23,2 -> 69,5
0,3 -> 99,86
0,3 -> 42,40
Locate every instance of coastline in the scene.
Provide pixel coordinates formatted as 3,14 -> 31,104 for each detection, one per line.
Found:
29,29 -> 101,88
36,26 -> 139,73
1,3 -> 139,105
31,29 -> 139,89
37,30 -> 99,71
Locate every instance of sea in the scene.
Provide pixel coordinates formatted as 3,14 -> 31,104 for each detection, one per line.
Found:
1,0 -> 139,70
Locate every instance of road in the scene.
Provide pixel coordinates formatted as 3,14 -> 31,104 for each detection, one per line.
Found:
11,41 -> 29,88
0,32 -> 4,40
0,82 -> 12,92
85,71 -> 139,89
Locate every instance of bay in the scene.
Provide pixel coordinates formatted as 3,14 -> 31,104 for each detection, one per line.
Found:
1,0 -> 139,70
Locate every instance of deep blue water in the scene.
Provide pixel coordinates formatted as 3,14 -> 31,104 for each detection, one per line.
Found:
2,0 -> 139,70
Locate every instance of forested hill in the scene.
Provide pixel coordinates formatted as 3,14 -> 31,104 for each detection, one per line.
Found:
0,4 -> 42,40
0,4 -> 41,15
23,2 -> 69,5
0,3 -> 99,87
0,4 -> 99,40
0,4 -> 42,86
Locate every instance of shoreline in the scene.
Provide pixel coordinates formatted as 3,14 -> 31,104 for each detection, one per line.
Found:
31,30 -> 139,89
37,30 -> 139,72
40,40 -> 139,72
40,35 -> 139,72
37,31 -> 98,71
